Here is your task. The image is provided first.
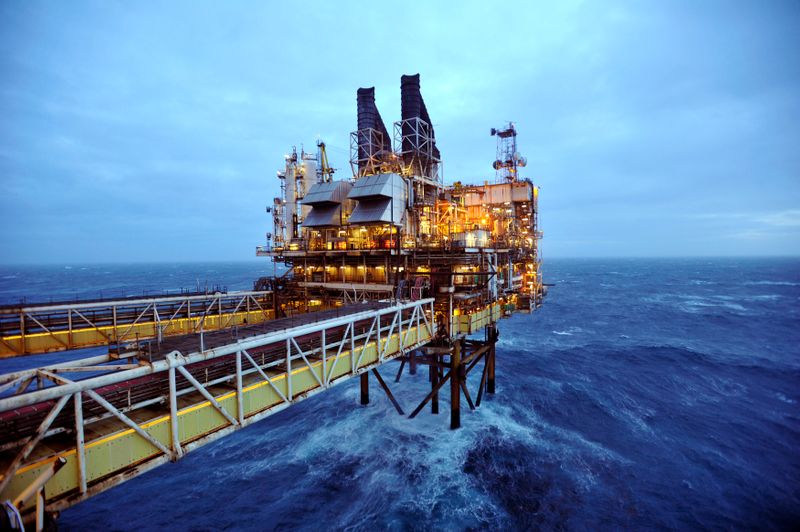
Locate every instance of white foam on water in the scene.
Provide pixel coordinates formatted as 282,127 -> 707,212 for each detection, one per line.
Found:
703,375 -> 748,398
552,325 -> 584,336
745,280 -> 800,287
775,392 -> 796,405
674,294 -> 751,315
739,294 -> 782,302
513,404 -> 632,492
614,392 -> 656,436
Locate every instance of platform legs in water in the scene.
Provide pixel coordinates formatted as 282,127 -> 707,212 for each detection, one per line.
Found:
397,325 -> 498,430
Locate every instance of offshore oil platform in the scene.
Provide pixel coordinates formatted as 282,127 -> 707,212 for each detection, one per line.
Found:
0,75 -> 543,530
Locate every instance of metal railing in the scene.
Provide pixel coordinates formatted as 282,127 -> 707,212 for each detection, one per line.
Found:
0,290 -> 275,357
0,298 -> 435,521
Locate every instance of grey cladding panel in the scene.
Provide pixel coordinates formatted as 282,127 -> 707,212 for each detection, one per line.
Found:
302,181 -> 353,206
303,205 -> 342,227
348,198 -> 405,226
348,173 -> 401,200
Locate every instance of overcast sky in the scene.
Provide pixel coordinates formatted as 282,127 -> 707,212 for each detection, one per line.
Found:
1,1 -> 798,263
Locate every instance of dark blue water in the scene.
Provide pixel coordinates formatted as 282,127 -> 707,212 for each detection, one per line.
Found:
1,258 -> 798,530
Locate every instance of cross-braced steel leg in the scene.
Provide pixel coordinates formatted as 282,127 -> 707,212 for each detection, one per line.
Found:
394,358 -> 406,382
372,368 -> 404,415
409,368 -> 452,419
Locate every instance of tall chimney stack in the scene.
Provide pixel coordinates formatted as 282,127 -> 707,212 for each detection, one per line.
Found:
400,74 -> 440,173
356,87 -> 391,173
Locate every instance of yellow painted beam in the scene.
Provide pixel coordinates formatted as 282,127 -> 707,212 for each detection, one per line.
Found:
455,302 -> 501,334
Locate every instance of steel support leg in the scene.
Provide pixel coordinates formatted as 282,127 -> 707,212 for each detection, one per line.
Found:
360,372 -> 369,405
450,339 -> 461,430
395,358 -> 406,382
487,325 -> 496,394
431,354 -> 439,414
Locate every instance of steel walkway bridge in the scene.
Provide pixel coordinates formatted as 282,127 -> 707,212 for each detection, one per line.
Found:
0,290 -> 276,358
0,298 -> 459,529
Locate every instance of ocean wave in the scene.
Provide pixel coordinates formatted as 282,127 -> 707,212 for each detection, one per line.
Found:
702,375 -> 748,398
550,326 -> 584,336
603,389 -> 657,436
744,280 -> 800,287
642,293 -> 753,315
774,392 -> 796,405
743,294 -> 782,301
640,292 -> 749,314
681,299 -> 747,313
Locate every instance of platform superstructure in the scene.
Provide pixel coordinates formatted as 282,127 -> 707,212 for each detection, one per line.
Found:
257,74 -> 544,335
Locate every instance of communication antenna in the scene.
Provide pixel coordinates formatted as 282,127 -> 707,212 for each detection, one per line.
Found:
490,122 -> 526,182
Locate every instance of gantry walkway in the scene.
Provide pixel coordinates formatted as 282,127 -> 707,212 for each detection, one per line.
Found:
0,290 -> 276,357
0,298 -> 436,527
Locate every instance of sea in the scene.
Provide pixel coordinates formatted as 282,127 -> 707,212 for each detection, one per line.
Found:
0,258 -> 798,530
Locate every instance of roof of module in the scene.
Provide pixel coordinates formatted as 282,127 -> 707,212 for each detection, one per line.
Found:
302,180 -> 353,206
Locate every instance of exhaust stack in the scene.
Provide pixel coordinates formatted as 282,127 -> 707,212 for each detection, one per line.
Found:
400,74 -> 440,177
355,87 -> 391,175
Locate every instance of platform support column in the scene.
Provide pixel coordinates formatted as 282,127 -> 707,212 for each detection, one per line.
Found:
450,338 -> 462,430
360,372 -> 369,405
430,354 -> 439,414
74,392 -> 87,493
168,366 -> 183,460
487,325 -> 496,394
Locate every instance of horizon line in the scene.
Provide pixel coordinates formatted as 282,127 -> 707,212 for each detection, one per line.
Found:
1,254 -> 800,267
